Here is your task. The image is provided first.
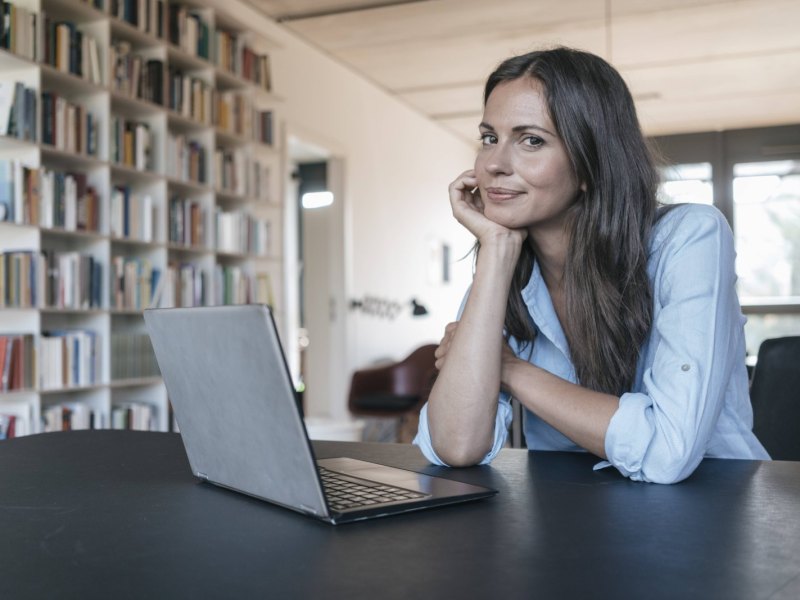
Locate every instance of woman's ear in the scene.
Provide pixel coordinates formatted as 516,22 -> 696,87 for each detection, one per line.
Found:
579,181 -> 587,192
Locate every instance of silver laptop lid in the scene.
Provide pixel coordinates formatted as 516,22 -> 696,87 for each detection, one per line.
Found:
143,304 -> 329,518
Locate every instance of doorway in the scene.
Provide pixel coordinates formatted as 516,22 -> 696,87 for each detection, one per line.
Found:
286,137 -> 349,421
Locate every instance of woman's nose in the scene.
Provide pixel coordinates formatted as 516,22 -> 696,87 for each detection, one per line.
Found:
482,144 -> 513,176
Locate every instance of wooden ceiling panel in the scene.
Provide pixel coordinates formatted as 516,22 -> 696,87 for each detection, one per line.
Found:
326,22 -> 607,91
612,0 -> 800,66
246,0 -> 800,139
282,0 -> 605,51
622,50 -> 800,103
638,89 -> 800,136
246,0 -> 408,20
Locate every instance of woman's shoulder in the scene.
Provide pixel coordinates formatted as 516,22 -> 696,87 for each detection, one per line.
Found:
650,203 -> 731,255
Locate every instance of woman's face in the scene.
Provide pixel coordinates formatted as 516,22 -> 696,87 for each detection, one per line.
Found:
474,77 -> 581,236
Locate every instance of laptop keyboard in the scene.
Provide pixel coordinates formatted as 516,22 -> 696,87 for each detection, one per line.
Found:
318,467 -> 428,512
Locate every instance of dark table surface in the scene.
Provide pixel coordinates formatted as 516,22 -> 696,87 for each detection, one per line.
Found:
1,430 -> 799,599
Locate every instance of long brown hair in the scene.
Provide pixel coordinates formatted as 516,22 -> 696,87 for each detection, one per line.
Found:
482,47 -> 659,395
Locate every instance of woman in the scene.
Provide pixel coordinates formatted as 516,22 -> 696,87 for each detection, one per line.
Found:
413,47 -> 769,484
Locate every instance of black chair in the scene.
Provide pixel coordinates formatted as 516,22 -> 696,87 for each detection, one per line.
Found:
750,336 -> 800,461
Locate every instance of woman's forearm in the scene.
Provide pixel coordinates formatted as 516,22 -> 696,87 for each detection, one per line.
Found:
427,237 -> 521,466
502,358 -> 619,458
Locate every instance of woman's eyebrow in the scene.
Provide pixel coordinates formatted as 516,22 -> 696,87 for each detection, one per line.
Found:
478,121 -> 555,137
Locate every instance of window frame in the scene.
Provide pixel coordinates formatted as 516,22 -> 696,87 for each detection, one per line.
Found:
652,124 -> 800,319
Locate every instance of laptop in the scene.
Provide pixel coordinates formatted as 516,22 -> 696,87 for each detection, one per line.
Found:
143,304 -> 496,524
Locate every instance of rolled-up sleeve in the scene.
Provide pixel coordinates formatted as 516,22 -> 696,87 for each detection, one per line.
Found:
414,392 -> 512,466
412,286 -> 514,466
604,206 -> 743,484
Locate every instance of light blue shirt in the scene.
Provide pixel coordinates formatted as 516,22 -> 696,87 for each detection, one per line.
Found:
414,204 -> 770,483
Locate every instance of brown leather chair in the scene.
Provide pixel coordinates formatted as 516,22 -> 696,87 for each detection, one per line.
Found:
348,344 -> 438,443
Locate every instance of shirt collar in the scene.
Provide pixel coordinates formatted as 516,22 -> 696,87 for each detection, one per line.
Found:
520,259 -> 571,359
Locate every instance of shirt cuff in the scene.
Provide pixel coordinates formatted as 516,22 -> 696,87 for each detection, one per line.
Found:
413,394 -> 513,467
604,392 -> 656,481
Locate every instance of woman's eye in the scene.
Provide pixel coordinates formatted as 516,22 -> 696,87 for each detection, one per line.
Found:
523,136 -> 544,148
479,133 -> 497,145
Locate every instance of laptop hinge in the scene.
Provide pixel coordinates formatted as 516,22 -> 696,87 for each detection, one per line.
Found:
196,472 -> 209,480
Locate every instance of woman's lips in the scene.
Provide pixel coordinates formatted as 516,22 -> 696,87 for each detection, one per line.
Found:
485,187 -> 523,201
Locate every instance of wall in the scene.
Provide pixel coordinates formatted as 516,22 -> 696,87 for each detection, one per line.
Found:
206,0 -> 478,418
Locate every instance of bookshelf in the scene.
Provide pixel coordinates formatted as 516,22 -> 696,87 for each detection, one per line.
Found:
0,0 -> 283,439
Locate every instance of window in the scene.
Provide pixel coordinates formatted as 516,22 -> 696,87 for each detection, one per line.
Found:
659,162 -> 713,205
653,125 -> 800,357
733,160 -> 800,300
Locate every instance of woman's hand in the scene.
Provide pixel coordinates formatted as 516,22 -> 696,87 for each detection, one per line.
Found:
435,320 -> 522,384
449,170 -> 527,247
434,322 -> 458,371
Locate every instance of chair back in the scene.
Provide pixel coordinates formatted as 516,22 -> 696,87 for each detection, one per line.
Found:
750,336 -> 800,461
348,344 -> 438,416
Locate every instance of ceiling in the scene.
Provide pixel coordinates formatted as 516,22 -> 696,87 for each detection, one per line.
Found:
246,0 -> 800,143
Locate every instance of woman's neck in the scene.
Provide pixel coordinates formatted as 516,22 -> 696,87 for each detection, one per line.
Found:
528,226 -> 569,293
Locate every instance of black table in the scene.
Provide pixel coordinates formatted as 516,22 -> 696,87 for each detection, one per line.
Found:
1,431 -> 799,599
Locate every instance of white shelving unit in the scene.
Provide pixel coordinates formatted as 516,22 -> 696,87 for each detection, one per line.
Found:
0,0 -> 284,436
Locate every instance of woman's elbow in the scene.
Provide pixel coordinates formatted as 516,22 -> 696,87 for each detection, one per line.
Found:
432,438 -> 492,468
639,450 -> 702,484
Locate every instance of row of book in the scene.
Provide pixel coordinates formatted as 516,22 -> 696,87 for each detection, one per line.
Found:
108,41 -> 165,105
0,250 -> 102,309
110,0 -> 167,40
126,263 -> 273,308
0,77 -> 272,154
214,266 -> 273,306
39,330 -> 101,390
168,4 -> 209,60
41,16 -> 103,85
214,149 -> 272,199
111,117 -> 153,170
110,332 -> 159,380
0,402 -> 32,437
167,132 -> 206,183
2,1 -> 273,92
0,251 -> 41,308
213,31 -> 272,92
0,81 -> 36,141
1,330 -> 162,393
0,156 -> 270,233
41,91 -> 99,156
110,186 -> 157,242
1,1 -> 37,61
168,196 -> 206,247
156,262 -> 206,308
215,209 -> 269,256
42,402 -> 103,432
214,91 -> 252,138
0,334 -> 34,392
2,250 -> 272,310
44,251 -> 104,309
110,256 -> 160,310
0,160 -> 100,231
253,109 -> 273,146
214,147 -> 247,195
168,68 -> 212,124
41,401 -> 156,433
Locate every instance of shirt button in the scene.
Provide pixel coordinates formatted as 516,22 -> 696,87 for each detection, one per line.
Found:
681,364 -> 690,372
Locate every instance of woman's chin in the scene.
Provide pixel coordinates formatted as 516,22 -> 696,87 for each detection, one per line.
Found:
483,206 -> 526,230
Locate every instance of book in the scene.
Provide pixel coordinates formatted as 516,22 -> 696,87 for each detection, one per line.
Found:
0,159 -> 13,222
0,414 -> 16,439
0,336 -> 14,392
0,336 -> 8,390
0,80 -> 14,136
